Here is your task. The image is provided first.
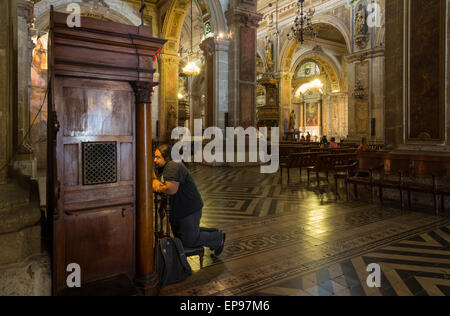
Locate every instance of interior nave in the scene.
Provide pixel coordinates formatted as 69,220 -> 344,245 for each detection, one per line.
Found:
0,0 -> 449,297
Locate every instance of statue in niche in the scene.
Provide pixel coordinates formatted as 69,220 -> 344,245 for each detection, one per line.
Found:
355,5 -> 367,36
167,105 -> 177,131
265,39 -> 274,73
289,110 -> 296,132
354,4 -> 369,49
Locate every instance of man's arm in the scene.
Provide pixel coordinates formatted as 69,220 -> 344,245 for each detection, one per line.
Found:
152,171 -> 180,195
156,180 -> 180,195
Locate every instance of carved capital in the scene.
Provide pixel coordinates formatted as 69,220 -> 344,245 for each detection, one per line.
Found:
225,8 -> 262,29
200,38 -> 230,57
159,53 -> 181,66
17,0 -> 34,24
131,82 -> 156,104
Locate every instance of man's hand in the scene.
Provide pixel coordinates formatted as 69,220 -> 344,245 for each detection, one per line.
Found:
152,179 -> 180,195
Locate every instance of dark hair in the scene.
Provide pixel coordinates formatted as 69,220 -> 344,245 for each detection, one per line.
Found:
331,137 -> 335,142
157,144 -> 172,161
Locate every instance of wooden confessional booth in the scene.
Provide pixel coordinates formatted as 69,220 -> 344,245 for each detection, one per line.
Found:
47,9 -> 166,295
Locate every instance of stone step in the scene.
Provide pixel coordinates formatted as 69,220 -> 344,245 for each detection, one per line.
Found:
0,181 -> 41,266
0,254 -> 51,296
0,182 -> 30,211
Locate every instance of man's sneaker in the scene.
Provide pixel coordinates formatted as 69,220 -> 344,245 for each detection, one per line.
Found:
214,232 -> 226,256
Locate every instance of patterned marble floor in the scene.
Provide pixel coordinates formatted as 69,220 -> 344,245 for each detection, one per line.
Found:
159,165 -> 450,296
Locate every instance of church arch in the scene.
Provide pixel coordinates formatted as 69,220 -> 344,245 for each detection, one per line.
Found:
278,17 -> 350,72
34,0 -> 137,32
162,0 -> 226,55
290,51 -> 343,94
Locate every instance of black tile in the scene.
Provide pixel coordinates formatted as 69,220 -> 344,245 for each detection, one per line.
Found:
349,284 -> 367,296
436,285 -> 450,296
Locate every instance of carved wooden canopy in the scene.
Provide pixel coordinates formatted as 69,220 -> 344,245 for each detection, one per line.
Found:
51,10 -> 166,83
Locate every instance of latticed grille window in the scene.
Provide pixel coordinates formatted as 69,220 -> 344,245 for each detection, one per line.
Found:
83,142 -> 117,185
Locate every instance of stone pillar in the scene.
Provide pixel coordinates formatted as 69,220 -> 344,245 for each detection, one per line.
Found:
371,54 -> 385,143
159,54 -> 181,142
347,47 -> 385,143
146,3 -> 160,140
226,0 -> 262,128
300,102 -> 305,131
200,37 -> 230,130
0,0 -> 17,184
325,94 -> 332,137
277,72 -> 294,133
16,0 -> 34,152
14,0 -> 37,178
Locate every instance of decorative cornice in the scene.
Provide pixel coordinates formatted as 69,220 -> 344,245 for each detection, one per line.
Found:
346,46 -> 385,62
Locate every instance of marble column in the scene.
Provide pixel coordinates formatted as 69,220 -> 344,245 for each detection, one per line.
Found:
200,37 -> 230,130
226,1 -> 262,128
0,0 -> 17,184
159,54 -> 181,142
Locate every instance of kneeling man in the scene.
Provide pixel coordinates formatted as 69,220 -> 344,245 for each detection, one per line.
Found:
153,144 -> 225,256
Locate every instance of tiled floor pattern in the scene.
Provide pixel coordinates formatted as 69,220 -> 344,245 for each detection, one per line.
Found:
159,165 -> 450,296
251,226 -> 450,296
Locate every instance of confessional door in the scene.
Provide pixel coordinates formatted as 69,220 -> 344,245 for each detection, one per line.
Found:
53,77 -> 136,293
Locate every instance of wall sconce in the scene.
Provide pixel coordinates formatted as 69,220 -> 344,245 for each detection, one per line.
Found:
352,80 -> 366,99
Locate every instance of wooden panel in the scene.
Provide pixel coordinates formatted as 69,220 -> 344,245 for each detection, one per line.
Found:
65,206 -> 135,284
409,0 -> 445,141
64,184 -> 133,205
120,143 -> 133,181
64,144 -> 79,186
63,87 -> 87,136
63,86 -> 133,137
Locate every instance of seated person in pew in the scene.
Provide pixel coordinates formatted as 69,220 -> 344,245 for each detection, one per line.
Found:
357,137 -> 368,152
152,144 -> 226,256
320,136 -> 329,148
329,137 -> 339,149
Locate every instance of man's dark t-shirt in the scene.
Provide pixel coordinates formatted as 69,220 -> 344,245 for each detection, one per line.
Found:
156,161 -> 203,221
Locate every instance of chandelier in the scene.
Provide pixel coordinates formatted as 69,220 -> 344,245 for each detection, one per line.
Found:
182,0 -> 200,76
287,0 -> 316,44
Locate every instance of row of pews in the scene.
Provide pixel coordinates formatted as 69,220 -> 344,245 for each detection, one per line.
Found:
278,143 -> 449,216
346,152 -> 450,216
279,142 -> 360,184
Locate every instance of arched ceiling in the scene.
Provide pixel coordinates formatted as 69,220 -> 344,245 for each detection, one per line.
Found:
314,23 -> 346,44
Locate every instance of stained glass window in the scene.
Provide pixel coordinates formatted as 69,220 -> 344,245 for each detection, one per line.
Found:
298,62 -> 320,78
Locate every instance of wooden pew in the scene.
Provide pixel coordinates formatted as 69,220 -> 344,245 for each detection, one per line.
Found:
280,152 -> 319,184
307,153 -> 357,188
404,158 -> 447,216
377,154 -> 411,208
346,152 -> 385,202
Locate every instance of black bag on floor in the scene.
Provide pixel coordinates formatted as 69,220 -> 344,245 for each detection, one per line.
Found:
155,236 -> 192,288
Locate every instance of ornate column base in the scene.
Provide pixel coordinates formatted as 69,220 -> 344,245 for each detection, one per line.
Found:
134,273 -> 159,296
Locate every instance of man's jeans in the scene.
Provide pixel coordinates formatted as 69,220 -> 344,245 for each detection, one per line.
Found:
170,210 -> 222,249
